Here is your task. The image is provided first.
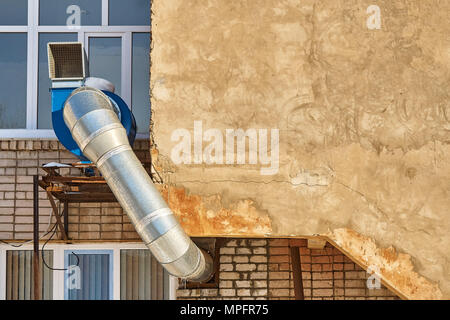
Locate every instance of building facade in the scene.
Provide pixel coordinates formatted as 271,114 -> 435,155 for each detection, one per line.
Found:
1,0 -> 448,300
149,0 -> 449,300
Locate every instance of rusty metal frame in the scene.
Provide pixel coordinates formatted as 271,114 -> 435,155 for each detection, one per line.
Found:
290,245 -> 305,300
36,162 -> 120,242
33,175 -> 41,300
31,159 -> 152,299
45,191 -> 68,241
35,159 -> 152,241
32,162 -> 116,299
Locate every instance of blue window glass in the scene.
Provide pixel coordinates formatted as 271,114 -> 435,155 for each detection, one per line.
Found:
39,0 -> 102,26
65,250 -> 113,300
88,37 -> 122,95
109,0 -> 150,26
38,33 -> 78,129
132,33 -> 150,134
0,33 -> 27,129
0,0 -> 28,25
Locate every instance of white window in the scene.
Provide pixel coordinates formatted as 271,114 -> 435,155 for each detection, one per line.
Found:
0,0 -> 151,138
0,243 -> 177,300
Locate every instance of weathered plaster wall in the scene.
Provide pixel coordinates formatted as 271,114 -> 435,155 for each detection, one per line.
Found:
150,0 -> 450,299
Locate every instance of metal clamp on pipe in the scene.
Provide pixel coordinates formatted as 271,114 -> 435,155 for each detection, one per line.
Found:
63,86 -> 214,282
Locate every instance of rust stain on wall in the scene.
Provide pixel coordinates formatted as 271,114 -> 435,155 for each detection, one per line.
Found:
158,185 -> 272,237
327,228 -> 443,300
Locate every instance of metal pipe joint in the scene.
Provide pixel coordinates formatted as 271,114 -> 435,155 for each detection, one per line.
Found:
63,87 -> 213,282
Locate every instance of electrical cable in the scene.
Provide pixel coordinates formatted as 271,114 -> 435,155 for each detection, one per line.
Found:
0,227 -> 55,248
0,211 -> 80,271
0,239 -> 27,248
40,219 -> 80,272
0,200 -> 59,248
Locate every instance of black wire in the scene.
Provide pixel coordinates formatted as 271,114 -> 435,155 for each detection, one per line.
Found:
0,239 -> 25,248
41,222 -> 80,271
41,223 -> 65,271
0,208 -> 80,271
0,227 -> 58,248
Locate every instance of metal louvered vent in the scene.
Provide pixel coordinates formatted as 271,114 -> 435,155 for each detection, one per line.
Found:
47,42 -> 85,80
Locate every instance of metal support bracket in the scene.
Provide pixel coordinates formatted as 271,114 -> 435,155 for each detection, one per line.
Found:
46,190 -> 69,241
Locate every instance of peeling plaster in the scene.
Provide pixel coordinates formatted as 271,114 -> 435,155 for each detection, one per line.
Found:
158,185 -> 272,237
150,0 -> 450,299
326,228 -> 443,300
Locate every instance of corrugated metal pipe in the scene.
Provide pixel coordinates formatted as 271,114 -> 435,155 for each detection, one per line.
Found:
63,87 -> 214,282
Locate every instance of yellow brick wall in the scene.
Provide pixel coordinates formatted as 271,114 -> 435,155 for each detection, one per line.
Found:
177,239 -> 399,300
0,139 -> 150,242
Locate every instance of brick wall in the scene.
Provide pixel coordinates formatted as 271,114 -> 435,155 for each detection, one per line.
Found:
177,238 -> 400,300
268,239 -> 293,299
0,139 -> 150,242
177,239 -> 269,300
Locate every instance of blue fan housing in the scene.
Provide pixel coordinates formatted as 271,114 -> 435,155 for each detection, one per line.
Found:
51,87 -> 136,161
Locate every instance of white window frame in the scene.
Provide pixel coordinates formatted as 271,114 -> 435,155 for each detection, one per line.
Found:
63,249 -> 114,300
0,0 -> 150,139
84,32 -> 132,108
0,242 -> 178,300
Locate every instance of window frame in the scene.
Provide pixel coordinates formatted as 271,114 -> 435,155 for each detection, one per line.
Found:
0,0 -> 150,139
84,32 -> 131,107
0,242 -> 177,300
63,249 -> 114,300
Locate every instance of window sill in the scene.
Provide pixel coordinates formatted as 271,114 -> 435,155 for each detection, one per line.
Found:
0,129 -> 149,140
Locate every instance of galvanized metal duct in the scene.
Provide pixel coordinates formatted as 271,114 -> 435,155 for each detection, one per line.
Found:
63,87 -> 213,282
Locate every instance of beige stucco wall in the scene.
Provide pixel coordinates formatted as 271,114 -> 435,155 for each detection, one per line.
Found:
150,0 -> 450,299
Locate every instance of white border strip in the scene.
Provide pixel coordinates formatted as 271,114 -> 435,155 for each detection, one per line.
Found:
0,246 -> 6,300
37,26 -> 150,32
112,247 -> 121,300
102,0 -> 109,27
0,130 -> 149,140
